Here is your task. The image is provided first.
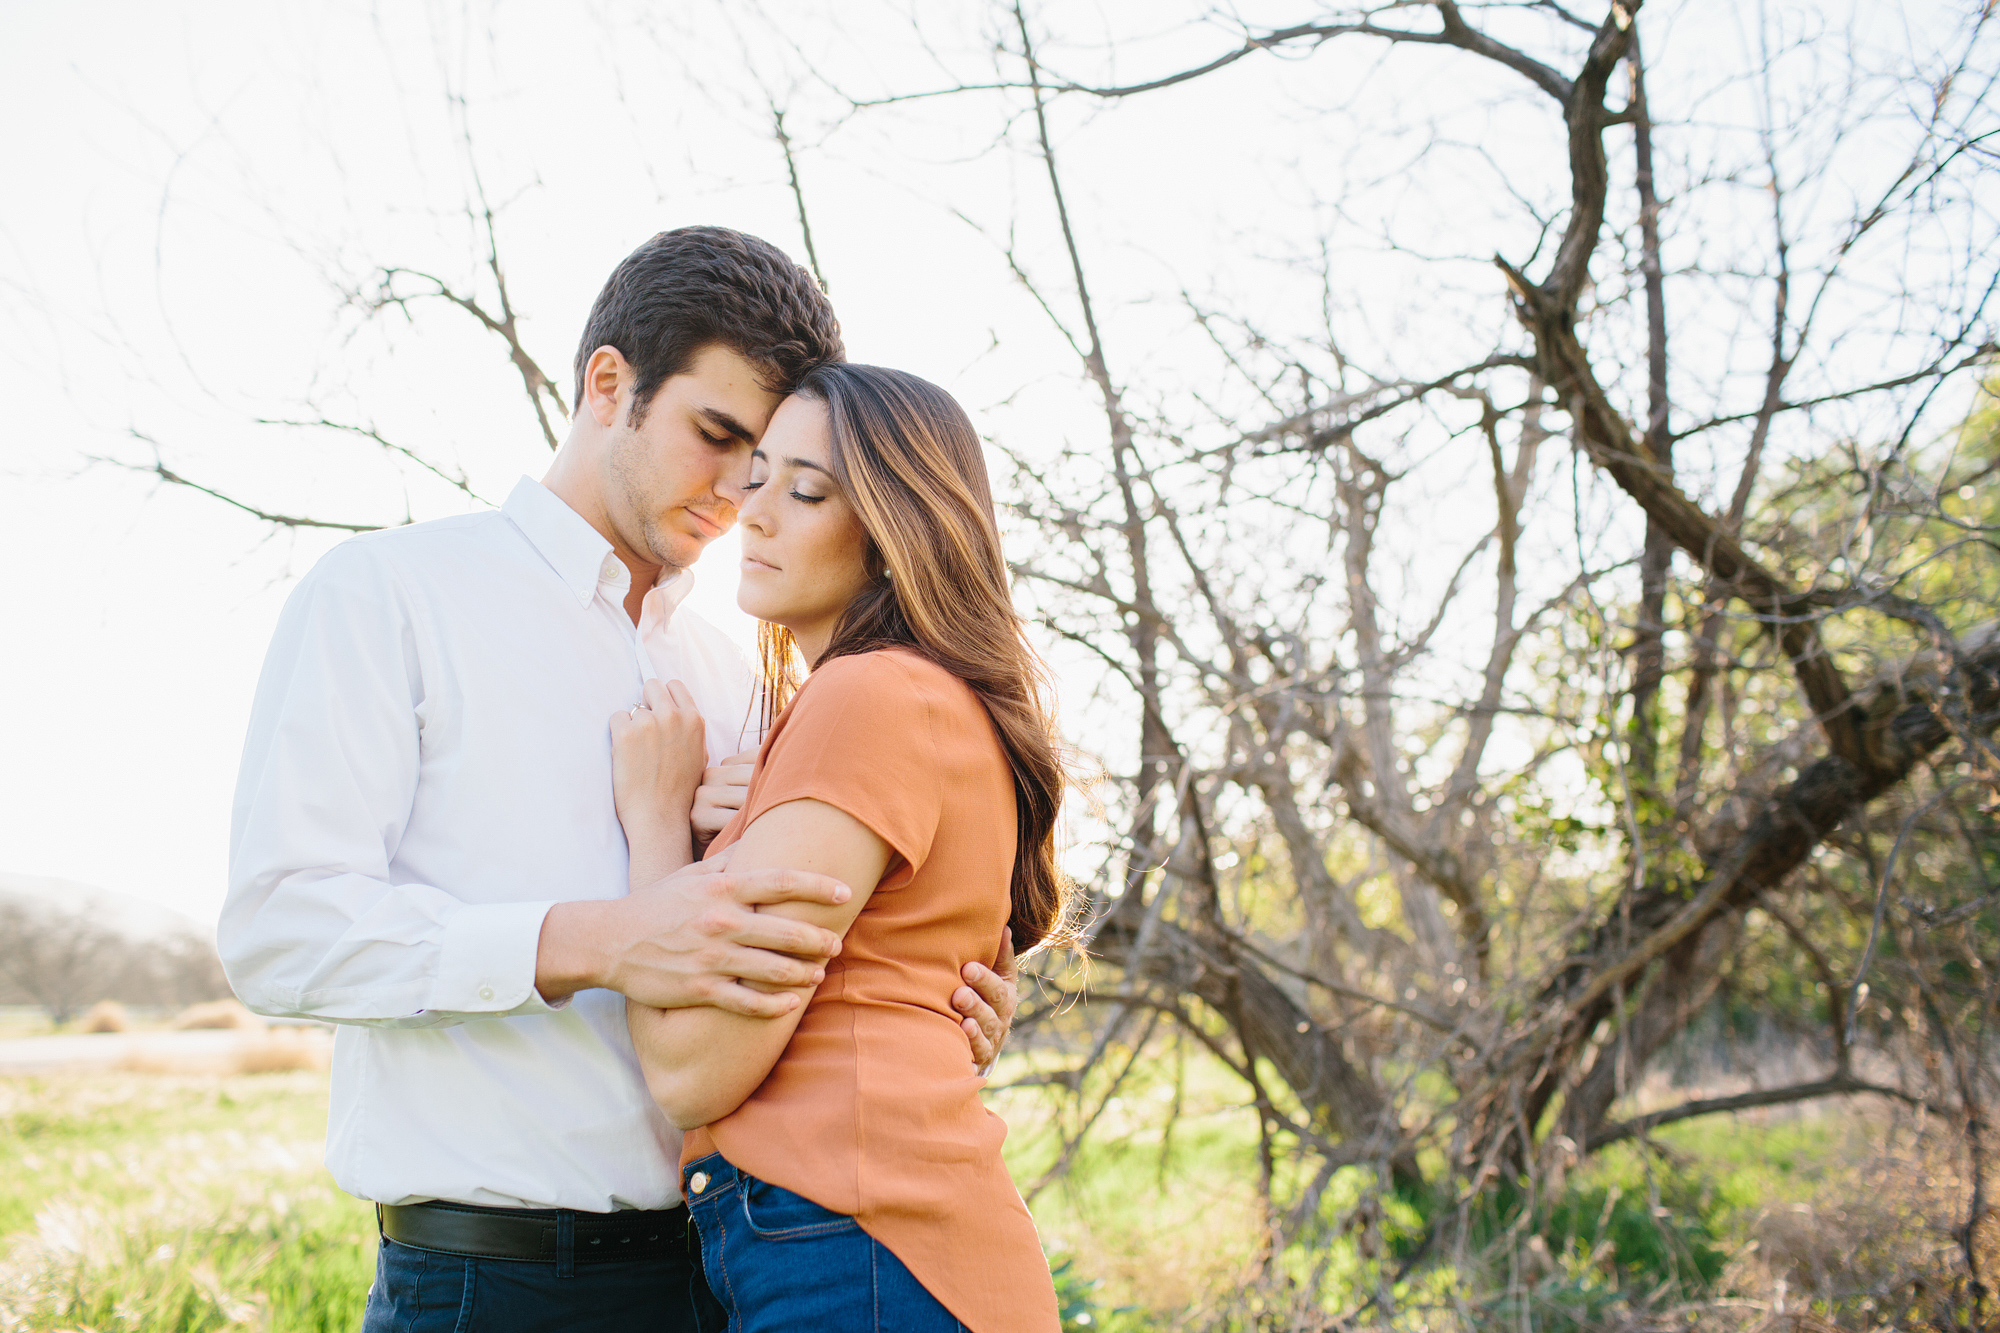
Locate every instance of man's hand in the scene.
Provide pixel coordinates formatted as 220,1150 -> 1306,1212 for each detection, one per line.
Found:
952,928 -> 1019,1073
692,749 -> 758,849
536,854 -> 849,1018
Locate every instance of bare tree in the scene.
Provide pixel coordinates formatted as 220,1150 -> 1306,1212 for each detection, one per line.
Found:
0,897 -> 235,1024
775,0 -> 2000,1320
102,0 -> 2000,1320
0,899 -> 124,1025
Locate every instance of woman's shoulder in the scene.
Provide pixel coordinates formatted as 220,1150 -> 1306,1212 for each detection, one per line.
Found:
802,648 -> 963,704
791,649 -> 987,740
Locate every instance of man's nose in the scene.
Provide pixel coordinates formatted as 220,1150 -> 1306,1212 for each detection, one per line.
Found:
735,485 -> 768,531
719,450 -> 758,496
701,470 -> 742,514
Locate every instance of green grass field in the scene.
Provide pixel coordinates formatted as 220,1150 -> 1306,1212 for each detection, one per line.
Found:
0,1072 -> 373,1331
0,1059 -> 1962,1331
0,1066 -> 1165,1332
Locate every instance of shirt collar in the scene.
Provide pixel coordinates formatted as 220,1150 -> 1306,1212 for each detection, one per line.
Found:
640,566 -> 697,624
502,476 -> 695,613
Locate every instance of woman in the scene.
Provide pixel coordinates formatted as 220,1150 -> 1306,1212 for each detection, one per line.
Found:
611,363 -> 1071,1332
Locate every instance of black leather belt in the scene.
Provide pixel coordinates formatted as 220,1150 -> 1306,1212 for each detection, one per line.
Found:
378,1199 -> 693,1266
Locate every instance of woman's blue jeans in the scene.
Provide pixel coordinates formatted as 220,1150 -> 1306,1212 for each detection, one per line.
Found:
681,1152 -> 967,1332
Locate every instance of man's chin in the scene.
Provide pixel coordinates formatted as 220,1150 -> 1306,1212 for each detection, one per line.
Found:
643,527 -> 710,572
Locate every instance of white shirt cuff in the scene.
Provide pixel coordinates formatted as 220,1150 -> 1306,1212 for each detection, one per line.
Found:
432,900 -> 562,1017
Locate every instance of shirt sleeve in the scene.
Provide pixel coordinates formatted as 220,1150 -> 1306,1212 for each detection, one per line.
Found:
219,540 -> 561,1028
738,652 -> 947,889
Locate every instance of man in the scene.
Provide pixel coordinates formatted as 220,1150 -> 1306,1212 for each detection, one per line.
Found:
221,227 -> 1018,1330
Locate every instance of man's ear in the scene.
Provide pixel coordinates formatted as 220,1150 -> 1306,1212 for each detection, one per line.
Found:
583,346 -> 630,428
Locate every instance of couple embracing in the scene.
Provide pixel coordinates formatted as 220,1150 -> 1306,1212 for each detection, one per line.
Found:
221,227 -> 1070,1331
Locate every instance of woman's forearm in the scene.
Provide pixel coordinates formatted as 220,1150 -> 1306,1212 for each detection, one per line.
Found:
609,678 -> 707,888
629,997 -> 805,1129
624,797 -> 887,1128
626,818 -> 694,891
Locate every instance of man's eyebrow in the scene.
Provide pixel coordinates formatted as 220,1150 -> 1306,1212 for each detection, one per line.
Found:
695,406 -> 756,443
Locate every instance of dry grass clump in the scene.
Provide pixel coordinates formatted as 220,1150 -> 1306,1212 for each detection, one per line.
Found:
169,1000 -> 265,1031
114,1028 -> 331,1077
1717,1115 -> 2000,1331
231,1030 -> 331,1075
115,1047 -> 216,1076
78,1001 -> 131,1033
1466,1109 -> 2000,1333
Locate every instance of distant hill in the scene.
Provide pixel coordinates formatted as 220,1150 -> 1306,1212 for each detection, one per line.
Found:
0,874 -> 230,1017
0,873 -> 210,941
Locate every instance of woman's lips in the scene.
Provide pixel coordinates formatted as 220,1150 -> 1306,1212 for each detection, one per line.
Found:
742,554 -> 780,572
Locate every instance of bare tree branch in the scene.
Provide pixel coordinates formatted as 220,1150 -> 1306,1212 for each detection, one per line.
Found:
1586,1074 -> 1949,1151
101,433 -> 385,532
771,104 -> 829,292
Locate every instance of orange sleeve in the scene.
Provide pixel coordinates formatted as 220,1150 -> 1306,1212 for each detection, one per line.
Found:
738,652 -> 945,889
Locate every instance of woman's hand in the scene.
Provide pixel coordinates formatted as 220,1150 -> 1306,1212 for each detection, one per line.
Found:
692,749 -> 759,851
612,678 -> 707,823
611,678 -> 706,885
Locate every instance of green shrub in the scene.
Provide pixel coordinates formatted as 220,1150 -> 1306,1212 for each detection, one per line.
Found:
1050,1252 -> 1143,1331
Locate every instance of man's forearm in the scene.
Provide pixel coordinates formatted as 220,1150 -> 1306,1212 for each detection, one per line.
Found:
534,899 -> 616,1004
534,863 -> 848,1014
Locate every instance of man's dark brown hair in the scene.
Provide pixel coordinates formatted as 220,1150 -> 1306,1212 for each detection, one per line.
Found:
573,226 -> 844,425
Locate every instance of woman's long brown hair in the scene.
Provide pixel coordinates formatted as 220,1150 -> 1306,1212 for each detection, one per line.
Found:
756,363 -> 1077,954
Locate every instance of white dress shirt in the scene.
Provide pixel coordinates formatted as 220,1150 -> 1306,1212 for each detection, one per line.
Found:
221,477 -> 759,1211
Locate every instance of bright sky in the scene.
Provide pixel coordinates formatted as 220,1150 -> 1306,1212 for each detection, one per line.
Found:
1,0 -> 1980,927
1,0 -> 1273,924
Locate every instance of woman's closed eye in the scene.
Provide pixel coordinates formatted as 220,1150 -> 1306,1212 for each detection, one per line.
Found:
741,478 -> 828,503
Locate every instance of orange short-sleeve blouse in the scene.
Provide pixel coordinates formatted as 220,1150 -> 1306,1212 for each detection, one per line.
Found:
679,649 -> 1058,1333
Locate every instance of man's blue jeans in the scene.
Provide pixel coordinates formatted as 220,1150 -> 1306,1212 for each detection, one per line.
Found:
681,1153 -> 966,1333
361,1229 -> 723,1332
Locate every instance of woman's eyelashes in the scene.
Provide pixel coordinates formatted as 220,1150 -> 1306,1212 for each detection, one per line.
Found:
743,470 -> 829,503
